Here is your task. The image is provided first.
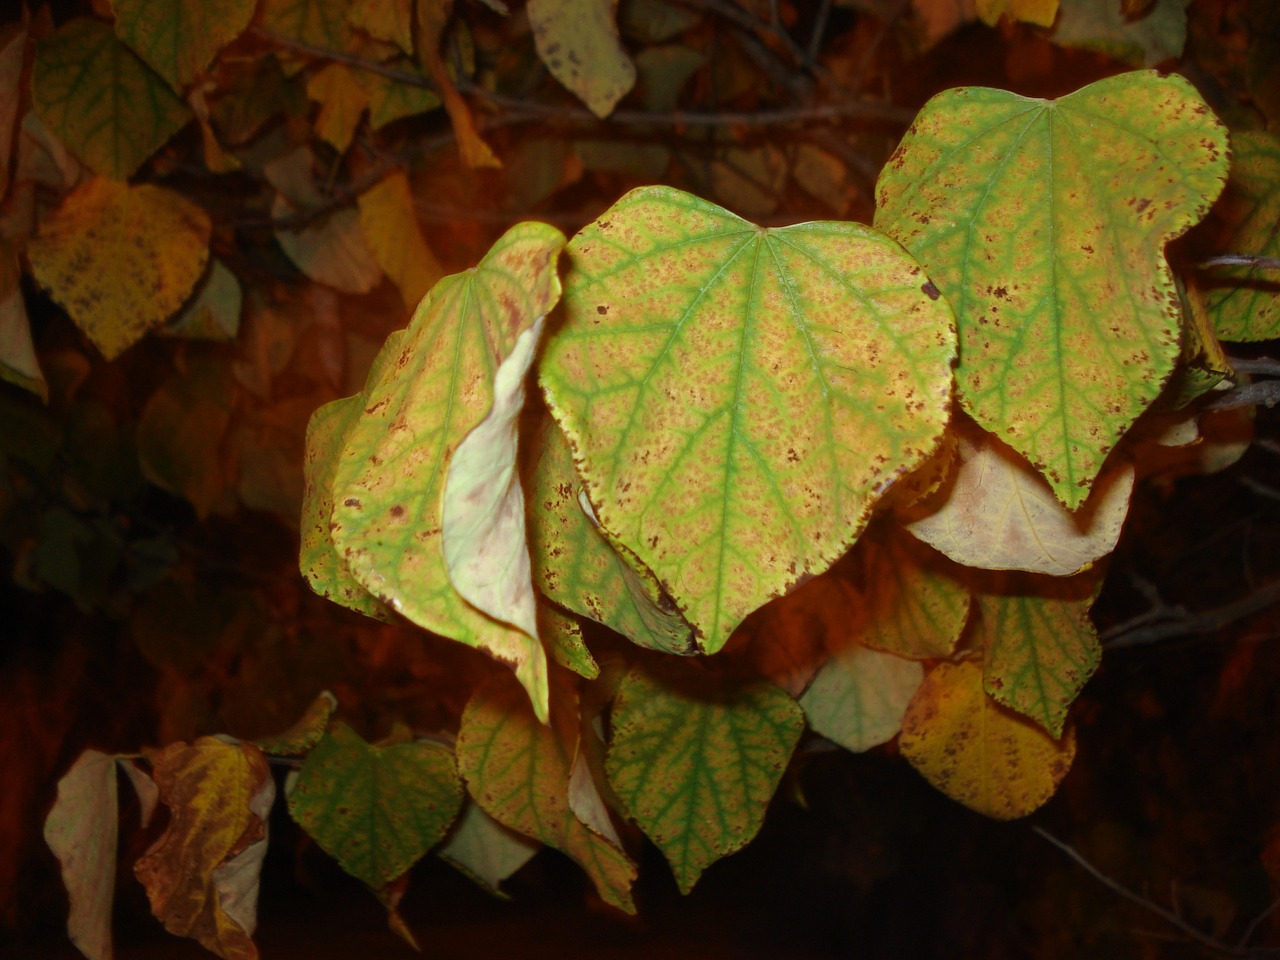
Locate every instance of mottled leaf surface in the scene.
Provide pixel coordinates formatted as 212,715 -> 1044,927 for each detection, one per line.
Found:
605,661 -> 804,893
287,723 -> 463,889
876,71 -> 1228,508
542,186 -> 955,653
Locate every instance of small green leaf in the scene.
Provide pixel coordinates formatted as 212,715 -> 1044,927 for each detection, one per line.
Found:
1204,131 -> 1280,342
800,645 -> 924,752
876,71 -> 1228,508
33,18 -> 190,180
977,573 -> 1101,739
541,185 -> 955,653
287,722 -> 463,889
111,0 -> 256,91
605,660 -> 804,893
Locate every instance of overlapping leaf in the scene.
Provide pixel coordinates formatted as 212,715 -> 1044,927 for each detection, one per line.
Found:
1205,131 -> 1280,342
541,186 -> 956,653
456,673 -> 638,912
875,71 -> 1229,509
900,661 -> 1076,819
1051,0 -> 1191,67
287,722 -> 463,888
605,660 -> 804,893
325,222 -> 564,719
975,0 -> 1057,27
33,18 -> 190,180
977,574 -> 1101,738
800,645 -> 924,752
528,0 -> 636,118
358,169 -> 444,308
111,0 -> 256,91
27,177 -> 211,359
437,801 -> 541,896
255,691 -> 338,756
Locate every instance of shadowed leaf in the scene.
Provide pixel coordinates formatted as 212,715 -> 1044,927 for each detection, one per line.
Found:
111,0 -> 255,91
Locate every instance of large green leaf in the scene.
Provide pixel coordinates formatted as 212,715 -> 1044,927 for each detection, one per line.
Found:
111,0 -> 256,91
528,420 -> 695,654
33,18 -> 190,180
541,185 -> 956,654
605,660 -> 804,893
875,71 -> 1228,509
326,223 -> 564,720
456,673 -> 638,913
287,722 -> 463,889
1204,131 -> 1280,342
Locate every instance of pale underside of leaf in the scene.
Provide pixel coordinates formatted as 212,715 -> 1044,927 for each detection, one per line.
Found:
801,645 -> 924,752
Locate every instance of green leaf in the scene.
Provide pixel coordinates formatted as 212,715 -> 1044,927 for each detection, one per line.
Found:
260,0 -> 358,52
800,645 -> 924,752
255,691 -> 339,757
287,722 -> 463,889
541,185 -> 956,653
875,71 -> 1228,509
528,420 -> 695,654
327,223 -> 565,720
1050,0 -> 1190,67
33,18 -> 190,180
456,673 -> 638,913
437,801 -> 541,896
605,660 -> 804,893
537,604 -> 600,679
528,0 -> 636,118
977,573 -> 1101,739
111,0 -> 256,91
1204,131 -> 1280,342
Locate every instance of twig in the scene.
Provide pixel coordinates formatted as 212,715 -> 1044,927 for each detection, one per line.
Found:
1228,357 -> 1280,377
1208,379 -> 1280,410
1033,827 -> 1278,957
1101,579 -> 1280,648
807,0 -> 834,63
1200,254 -> 1280,272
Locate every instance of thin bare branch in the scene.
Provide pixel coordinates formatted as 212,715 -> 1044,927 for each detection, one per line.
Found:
1101,579 -> 1280,648
1200,254 -> 1280,272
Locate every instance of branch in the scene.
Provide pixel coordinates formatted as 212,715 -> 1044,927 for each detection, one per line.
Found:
1200,254 -> 1280,272
1100,578 -> 1280,648
1033,827 -> 1280,957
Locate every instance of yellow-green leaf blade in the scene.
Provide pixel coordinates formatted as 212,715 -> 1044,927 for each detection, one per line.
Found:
605,661 -> 804,893
541,185 -> 956,653
33,18 -> 190,180
287,723 -> 463,889
875,71 -> 1228,508
112,0 -> 256,91
328,222 -> 565,719
800,645 -> 924,752
528,0 -> 636,118
1204,131 -> 1280,341
26,178 -> 211,360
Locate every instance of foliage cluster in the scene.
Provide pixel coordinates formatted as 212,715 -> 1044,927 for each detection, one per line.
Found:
2,0 -> 1278,957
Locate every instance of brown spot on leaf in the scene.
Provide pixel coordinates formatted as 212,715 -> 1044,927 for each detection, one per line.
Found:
921,281 -> 941,300
344,498 -> 361,508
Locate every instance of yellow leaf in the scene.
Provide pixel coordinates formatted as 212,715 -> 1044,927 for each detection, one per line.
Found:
414,0 -> 501,169
306,63 -> 369,153
976,0 -> 1058,25
26,177 -> 210,359
133,738 -> 274,960
899,660 -> 1076,819
358,170 -> 444,308
348,0 -> 414,53
528,0 -> 636,118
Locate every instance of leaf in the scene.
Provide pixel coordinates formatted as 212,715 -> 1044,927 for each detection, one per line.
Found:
710,144 -> 789,218
537,602 -> 599,679
358,169 -> 445,308
977,573 -> 1101,738
1167,275 -> 1232,407
306,62 -> 369,152
0,243 -> 45,401
792,143 -> 853,216
620,0 -> 701,42
528,420 -> 695,655
456,673 -> 638,912
0,27 -> 26,199
348,0 -> 414,53
540,185 -> 956,653
414,0 -> 501,168
26,177 -> 211,360
255,691 -> 339,756
852,521 -> 971,659
1050,0 -> 1191,67
899,660 -> 1076,819
43,750 -> 120,960
133,738 -> 274,960
260,0 -> 359,53
437,801 -> 541,896
800,645 -> 924,752
33,17 -> 190,180
1204,131 -> 1280,342
605,660 -> 804,893
162,259 -> 243,341
633,44 -> 703,112
328,222 -> 565,720
287,722 -> 464,889
528,0 -> 636,118
111,0 -> 256,91
975,0 -> 1058,26
875,71 -> 1228,508
903,419 -> 1135,575
357,68 -> 441,128
907,0 -> 978,51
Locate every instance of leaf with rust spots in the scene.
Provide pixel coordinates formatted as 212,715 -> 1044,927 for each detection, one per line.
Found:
327,222 -> 565,720
528,0 -> 635,118
903,419 -> 1134,575
876,71 -> 1228,509
457,672 -> 638,912
900,660 -> 1076,819
605,660 -> 804,893
26,177 -> 210,360
133,738 -> 274,960
542,186 -> 956,653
